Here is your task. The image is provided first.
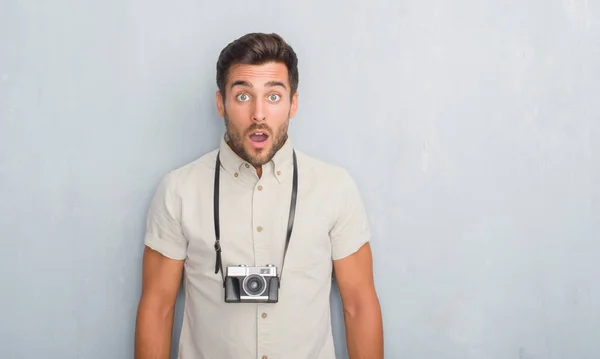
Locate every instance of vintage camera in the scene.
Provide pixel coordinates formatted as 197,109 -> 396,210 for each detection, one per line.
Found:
224,264 -> 279,303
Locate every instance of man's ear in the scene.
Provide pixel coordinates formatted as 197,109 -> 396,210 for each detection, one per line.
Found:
289,91 -> 299,119
216,90 -> 225,118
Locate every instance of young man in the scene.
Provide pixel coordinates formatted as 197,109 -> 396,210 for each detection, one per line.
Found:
134,32 -> 384,359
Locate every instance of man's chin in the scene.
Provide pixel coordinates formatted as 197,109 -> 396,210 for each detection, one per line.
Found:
243,146 -> 271,166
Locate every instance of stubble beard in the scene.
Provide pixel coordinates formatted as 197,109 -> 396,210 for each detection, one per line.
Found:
224,111 -> 289,167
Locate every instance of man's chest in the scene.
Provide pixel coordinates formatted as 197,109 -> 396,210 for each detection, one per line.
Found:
179,178 -> 336,277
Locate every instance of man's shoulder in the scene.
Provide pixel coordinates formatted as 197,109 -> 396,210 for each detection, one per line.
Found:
157,148 -> 219,191
295,149 -> 356,187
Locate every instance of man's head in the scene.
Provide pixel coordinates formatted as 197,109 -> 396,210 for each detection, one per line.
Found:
215,33 -> 299,168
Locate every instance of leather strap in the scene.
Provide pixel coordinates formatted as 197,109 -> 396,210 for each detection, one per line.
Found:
213,150 -> 298,287
213,153 -> 224,283
279,151 -> 298,286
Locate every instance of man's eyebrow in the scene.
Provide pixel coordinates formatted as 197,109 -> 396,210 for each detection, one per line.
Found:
230,80 -> 252,89
230,80 -> 288,90
265,81 -> 287,89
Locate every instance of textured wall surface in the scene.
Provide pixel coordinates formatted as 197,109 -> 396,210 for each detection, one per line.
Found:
1,0 -> 599,358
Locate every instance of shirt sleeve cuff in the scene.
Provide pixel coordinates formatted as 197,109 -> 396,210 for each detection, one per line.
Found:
144,233 -> 187,260
331,235 -> 370,261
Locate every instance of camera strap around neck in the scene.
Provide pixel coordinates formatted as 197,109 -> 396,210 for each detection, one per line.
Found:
213,150 -> 298,287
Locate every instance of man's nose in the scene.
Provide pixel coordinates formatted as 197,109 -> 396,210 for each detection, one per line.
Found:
252,100 -> 266,122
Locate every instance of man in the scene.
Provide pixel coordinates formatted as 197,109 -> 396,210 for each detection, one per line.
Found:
134,32 -> 384,359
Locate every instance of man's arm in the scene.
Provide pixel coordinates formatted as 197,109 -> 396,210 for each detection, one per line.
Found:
334,242 -> 384,359
134,246 -> 184,359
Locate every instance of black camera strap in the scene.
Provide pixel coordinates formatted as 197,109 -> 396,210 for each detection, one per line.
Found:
213,150 -> 298,287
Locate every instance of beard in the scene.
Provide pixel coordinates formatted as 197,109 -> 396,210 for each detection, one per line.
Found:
224,110 -> 289,167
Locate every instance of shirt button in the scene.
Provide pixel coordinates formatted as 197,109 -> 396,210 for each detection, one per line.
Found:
261,312 -> 267,319
245,163 -> 250,168
257,226 -> 263,232
234,172 -> 239,177
257,185 -> 263,191
262,356 -> 268,359
276,171 -> 281,176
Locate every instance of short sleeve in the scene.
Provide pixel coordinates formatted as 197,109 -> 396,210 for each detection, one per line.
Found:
144,172 -> 188,260
330,170 -> 371,260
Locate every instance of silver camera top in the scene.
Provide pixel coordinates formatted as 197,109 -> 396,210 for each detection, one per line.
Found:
226,264 -> 277,277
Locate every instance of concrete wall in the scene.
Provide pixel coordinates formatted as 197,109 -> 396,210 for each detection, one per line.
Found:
1,0 -> 598,358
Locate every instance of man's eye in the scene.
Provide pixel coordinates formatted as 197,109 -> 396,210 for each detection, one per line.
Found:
236,94 -> 250,102
268,94 -> 280,102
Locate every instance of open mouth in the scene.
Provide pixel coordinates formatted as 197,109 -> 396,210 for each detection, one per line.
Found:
249,131 -> 269,143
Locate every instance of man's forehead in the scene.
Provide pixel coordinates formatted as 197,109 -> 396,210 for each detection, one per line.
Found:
227,62 -> 289,88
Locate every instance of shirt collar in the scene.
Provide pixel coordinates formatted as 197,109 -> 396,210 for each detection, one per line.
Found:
218,134 -> 294,184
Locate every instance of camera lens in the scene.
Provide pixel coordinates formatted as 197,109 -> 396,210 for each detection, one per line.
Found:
242,274 -> 267,296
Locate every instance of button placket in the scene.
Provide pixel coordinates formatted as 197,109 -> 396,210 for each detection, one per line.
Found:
253,176 -> 272,359
253,180 -> 266,268
257,304 -> 273,359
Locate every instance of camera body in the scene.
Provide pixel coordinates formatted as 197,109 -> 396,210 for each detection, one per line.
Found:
224,264 -> 279,303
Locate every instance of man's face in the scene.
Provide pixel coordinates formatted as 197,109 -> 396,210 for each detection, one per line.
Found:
216,61 -> 298,167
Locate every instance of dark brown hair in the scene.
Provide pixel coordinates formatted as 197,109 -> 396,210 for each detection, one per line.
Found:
216,33 -> 299,100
